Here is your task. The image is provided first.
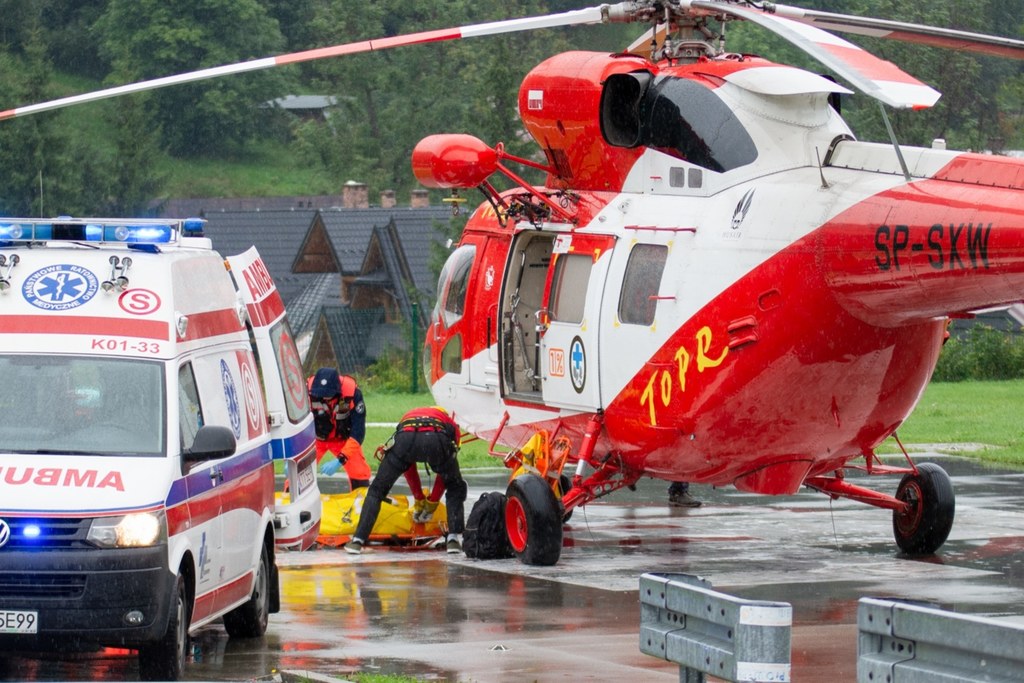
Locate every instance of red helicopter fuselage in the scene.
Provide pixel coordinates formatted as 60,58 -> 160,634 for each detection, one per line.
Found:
421,50 -> 1024,497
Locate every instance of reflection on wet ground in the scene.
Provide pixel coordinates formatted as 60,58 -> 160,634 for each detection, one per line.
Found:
5,455 -> 1024,681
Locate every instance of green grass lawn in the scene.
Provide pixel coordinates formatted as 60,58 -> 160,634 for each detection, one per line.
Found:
361,391 -> 503,471
880,379 -> 1024,466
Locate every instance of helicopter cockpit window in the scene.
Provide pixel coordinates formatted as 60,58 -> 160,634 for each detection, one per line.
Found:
602,73 -> 758,173
437,244 -> 476,328
618,244 -> 668,326
549,253 -> 593,324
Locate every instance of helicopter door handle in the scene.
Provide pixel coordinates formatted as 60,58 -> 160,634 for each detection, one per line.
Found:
535,308 -> 550,335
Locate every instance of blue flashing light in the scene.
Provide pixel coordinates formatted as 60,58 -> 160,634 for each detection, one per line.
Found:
0,222 -> 32,241
102,224 -> 173,243
0,218 -> 182,246
183,218 -> 206,237
22,524 -> 41,539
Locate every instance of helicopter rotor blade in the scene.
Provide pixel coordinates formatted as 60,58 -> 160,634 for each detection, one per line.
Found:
626,23 -> 670,59
762,2 -> 1024,61
688,1 -> 941,109
0,6 -> 609,122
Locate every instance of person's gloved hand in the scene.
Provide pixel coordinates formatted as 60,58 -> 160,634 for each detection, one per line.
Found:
320,457 -> 342,477
413,499 -> 439,523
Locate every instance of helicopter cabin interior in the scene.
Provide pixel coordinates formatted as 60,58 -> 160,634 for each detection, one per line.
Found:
501,231 -> 553,401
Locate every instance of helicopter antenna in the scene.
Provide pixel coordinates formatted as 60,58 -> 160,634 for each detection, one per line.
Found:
814,147 -> 830,190
878,103 -> 913,182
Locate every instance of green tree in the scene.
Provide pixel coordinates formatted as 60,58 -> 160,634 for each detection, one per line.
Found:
94,0 -> 294,157
295,0 -> 585,200
106,95 -> 167,216
0,14 -> 109,217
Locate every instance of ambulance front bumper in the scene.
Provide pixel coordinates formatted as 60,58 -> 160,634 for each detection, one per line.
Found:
0,545 -> 175,651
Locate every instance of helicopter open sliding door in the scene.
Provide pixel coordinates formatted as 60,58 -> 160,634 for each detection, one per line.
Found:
499,231 -> 553,403
538,232 -> 616,411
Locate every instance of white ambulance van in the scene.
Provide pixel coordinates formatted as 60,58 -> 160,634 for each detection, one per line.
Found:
0,217 -> 321,680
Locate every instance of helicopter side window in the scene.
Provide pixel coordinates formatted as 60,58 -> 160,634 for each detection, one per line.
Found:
437,244 -> 476,328
441,334 -> 462,374
549,253 -> 593,324
618,244 -> 668,326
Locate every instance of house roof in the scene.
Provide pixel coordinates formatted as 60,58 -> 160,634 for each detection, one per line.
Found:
322,305 -> 386,371
263,95 -> 338,110
305,206 -> 452,292
389,210 -> 450,297
201,209 -> 318,305
286,272 -> 343,339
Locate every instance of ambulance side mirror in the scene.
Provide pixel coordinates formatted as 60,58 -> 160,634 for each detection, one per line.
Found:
184,425 -> 237,465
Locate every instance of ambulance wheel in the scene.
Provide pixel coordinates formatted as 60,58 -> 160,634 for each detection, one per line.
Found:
506,474 -> 563,566
138,573 -> 189,681
892,462 -> 955,555
224,542 -> 271,638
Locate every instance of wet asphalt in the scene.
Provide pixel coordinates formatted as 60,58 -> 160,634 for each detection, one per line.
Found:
5,453 -> 1024,682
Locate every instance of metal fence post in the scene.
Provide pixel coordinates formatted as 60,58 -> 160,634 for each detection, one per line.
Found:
640,573 -> 792,682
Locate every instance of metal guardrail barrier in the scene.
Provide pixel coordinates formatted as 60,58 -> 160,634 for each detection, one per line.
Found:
639,573 -> 792,683
858,597 -> 1024,682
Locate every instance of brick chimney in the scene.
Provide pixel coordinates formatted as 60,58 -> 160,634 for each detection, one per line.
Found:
380,189 -> 397,209
410,189 -> 430,208
342,180 -> 369,209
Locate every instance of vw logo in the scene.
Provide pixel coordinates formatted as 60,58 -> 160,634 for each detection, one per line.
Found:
0,519 -> 10,549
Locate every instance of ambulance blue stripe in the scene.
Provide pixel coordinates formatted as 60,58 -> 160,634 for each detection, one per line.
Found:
166,442 -> 271,506
270,422 -> 316,460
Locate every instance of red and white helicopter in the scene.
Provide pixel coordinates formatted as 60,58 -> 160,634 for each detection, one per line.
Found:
5,1 -> 1024,565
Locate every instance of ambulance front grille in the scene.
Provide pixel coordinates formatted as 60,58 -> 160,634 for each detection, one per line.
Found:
1,517 -> 90,549
0,573 -> 87,599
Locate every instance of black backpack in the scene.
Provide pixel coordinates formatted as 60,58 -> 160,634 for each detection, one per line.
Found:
463,492 -> 516,560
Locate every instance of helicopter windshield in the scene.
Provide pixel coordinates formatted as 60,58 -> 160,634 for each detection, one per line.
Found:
602,73 -> 758,173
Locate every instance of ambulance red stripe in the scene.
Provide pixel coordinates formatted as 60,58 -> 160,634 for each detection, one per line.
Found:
244,292 -> 285,329
0,314 -> 168,340
177,308 -> 245,342
192,571 -> 256,624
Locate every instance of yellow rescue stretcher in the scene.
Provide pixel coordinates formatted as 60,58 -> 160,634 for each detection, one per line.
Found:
276,489 -> 448,549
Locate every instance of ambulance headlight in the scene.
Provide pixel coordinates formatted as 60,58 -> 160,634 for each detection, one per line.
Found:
87,512 -> 166,548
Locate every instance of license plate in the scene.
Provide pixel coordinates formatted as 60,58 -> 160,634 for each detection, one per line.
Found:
297,461 -> 315,495
0,610 -> 38,634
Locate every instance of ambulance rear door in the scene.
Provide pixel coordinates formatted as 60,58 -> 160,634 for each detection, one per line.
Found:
226,247 -> 320,550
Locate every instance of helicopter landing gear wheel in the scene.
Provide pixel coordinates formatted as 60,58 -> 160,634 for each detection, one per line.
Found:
506,473 -> 563,566
558,473 -> 573,523
892,462 -> 955,555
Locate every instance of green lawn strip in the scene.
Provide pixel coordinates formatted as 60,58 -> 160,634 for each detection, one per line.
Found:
879,379 -> 1024,467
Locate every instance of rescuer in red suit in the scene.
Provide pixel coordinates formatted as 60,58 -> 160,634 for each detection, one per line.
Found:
308,368 -> 371,490
344,406 -> 466,555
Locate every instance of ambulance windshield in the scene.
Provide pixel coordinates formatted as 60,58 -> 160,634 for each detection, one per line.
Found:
0,355 -> 165,456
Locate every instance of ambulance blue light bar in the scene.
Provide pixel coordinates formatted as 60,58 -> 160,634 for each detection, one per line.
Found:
0,217 -> 206,246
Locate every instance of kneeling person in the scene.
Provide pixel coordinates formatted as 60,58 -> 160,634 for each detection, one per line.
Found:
345,406 -> 466,555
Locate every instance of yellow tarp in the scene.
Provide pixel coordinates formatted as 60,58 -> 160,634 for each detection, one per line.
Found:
278,489 -> 447,547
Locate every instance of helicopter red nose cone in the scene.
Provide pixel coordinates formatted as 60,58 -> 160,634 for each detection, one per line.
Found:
412,133 -> 498,189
